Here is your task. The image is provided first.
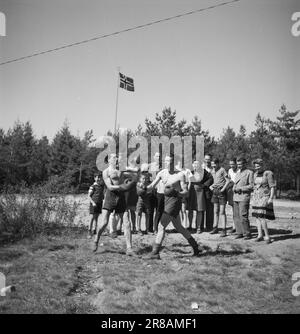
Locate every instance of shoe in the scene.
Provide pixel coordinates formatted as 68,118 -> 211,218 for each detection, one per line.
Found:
110,231 -> 118,239
187,237 -> 201,256
235,234 -> 244,239
92,242 -> 98,253
254,236 -> 264,242
147,253 -> 160,260
93,229 -> 97,235
244,234 -> 252,240
126,248 -> 137,256
265,238 -> 272,244
117,230 -> 122,236
138,230 -> 143,236
87,231 -> 92,239
229,228 -> 236,235
210,228 -> 219,235
219,230 -> 227,238
147,243 -> 161,259
196,229 -> 202,234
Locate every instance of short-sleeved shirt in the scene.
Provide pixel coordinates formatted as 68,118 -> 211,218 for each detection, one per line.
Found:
211,167 -> 228,189
88,181 -> 105,204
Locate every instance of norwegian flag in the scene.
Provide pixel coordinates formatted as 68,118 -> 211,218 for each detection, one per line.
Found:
119,73 -> 135,92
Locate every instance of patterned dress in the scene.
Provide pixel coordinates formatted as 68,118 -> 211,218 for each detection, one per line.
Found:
252,170 -> 276,220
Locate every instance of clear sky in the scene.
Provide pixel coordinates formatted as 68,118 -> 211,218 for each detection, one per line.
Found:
0,0 -> 299,141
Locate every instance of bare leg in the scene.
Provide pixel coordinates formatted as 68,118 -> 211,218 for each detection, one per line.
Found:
154,213 -> 172,246
109,213 -> 116,233
171,215 -> 192,240
196,211 -> 204,233
145,213 -> 150,233
93,210 -> 111,251
93,214 -> 99,233
181,204 -> 188,228
256,218 -> 263,239
89,216 -> 95,233
213,203 -> 220,229
171,216 -> 200,255
231,206 -> 236,230
130,209 -> 136,232
122,211 -> 133,252
261,219 -> 270,241
137,214 -> 142,233
116,214 -> 123,233
220,204 -> 226,230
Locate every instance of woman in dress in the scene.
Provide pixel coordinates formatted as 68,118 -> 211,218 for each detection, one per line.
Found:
252,159 -> 276,244
188,160 -> 214,233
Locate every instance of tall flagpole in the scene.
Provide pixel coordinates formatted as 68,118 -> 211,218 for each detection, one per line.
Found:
114,67 -> 121,134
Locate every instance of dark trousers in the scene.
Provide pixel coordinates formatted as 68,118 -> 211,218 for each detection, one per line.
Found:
205,199 -> 214,231
154,193 -> 165,232
148,194 -> 156,232
233,201 -> 251,236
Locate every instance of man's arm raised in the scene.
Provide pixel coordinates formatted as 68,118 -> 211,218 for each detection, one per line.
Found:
147,170 -> 162,190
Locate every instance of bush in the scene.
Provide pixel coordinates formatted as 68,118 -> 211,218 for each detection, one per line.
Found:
0,184 -> 80,243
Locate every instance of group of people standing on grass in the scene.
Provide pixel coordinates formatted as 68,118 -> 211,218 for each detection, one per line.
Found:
87,152 -> 276,259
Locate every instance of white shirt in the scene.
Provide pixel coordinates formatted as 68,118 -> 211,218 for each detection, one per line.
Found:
228,168 -> 238,183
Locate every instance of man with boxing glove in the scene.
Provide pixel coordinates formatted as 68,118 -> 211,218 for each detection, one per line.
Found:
93,153 -> 137,256
147,155 -> 202,259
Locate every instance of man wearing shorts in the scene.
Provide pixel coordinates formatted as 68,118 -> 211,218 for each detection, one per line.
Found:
203,154 -> 214,231
147,155 -> 201,259
93,154 -> 136,256
210,158 -> 230,237
149,152 -> 164,234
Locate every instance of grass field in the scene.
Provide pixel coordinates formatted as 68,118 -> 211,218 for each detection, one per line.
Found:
0,197 -> 299,314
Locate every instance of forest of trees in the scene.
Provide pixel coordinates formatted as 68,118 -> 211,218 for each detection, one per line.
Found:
0,105 -> 299,196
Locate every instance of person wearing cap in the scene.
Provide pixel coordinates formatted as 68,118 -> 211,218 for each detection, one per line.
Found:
252,158 -> 276,244
233,156 -> 254,240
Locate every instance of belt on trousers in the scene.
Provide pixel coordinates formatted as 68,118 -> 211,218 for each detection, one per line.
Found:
234,190 -> 250,194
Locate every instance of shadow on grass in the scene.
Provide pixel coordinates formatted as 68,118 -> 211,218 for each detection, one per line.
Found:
271,233 -> 300,242
268,228 -> 293,236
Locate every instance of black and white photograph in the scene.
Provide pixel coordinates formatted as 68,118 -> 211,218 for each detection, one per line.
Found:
0,0 -> 299,317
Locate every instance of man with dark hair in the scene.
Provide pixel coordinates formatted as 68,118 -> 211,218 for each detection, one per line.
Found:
233,156 -> 254,240
202,154 -> 214,231
87,172 -> 105,238
149,152 -> 164,234
93,154 -> 136,256
147,155 -> 201,259
210,158 -> 230,236
227,158 -> 238,234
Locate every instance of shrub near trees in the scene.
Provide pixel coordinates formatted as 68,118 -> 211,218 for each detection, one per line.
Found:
0,105 -> 299,195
